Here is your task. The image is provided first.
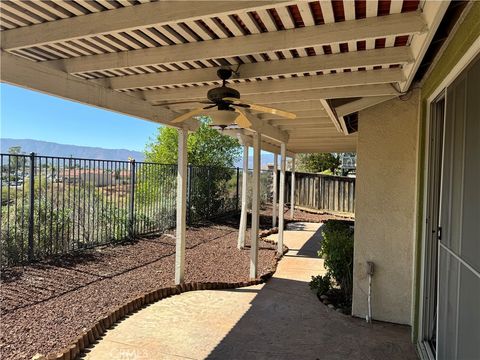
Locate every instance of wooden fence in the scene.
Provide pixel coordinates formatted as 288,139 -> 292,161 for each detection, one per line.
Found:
284,171 -> 355,214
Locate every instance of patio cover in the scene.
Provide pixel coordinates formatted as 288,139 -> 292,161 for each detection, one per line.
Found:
0,0 -> 449,154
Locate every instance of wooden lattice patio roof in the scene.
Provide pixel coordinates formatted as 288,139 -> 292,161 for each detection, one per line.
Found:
0,0 -> 450,154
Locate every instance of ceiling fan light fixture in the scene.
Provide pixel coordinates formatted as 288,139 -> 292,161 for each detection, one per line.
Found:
208,109 -> 238,127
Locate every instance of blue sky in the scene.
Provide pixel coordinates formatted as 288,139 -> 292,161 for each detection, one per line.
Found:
0,83 -> 160,152
0,83 -> 273,165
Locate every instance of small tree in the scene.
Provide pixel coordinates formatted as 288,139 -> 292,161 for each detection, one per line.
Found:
297,153 -> 340,174
143,117 -> 242,223
8,146 -> 23,156
145,117 -> 241,167
7,146 -> 27,178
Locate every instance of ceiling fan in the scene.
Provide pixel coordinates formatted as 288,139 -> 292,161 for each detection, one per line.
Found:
156,67 -> 296,129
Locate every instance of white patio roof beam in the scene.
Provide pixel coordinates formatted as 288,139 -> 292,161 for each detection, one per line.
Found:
144,68 -> 404,102
269,118 -> 330,126
108,47 -> 412,90
1,1 -> 286,50
242,114 -> 289,143
151,84 -> 400,107
0,50 -> 179,127
222,129 -> 294,157
335,96 -> 397,117
42,12 -> 426,74
168,100 -> 327,113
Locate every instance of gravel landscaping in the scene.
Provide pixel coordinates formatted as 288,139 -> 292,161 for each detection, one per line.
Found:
0,206 -> 345,360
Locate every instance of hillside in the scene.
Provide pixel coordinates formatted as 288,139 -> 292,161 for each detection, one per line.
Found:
1,139 -> 280,167
1,138 -> 145,162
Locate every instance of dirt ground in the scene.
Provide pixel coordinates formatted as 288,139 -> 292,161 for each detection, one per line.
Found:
0,206 -> 347,360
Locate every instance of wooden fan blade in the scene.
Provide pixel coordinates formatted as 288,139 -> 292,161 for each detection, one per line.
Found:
224,97 -> 296,119
249,104 -> 296,119
234,108 -> 252,128
203,104 -> 217,110
153,100 -> 212,106
170,108 -> 205,123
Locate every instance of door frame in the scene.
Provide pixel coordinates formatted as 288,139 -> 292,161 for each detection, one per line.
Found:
417,92 -> 445,360
417,37 -> 480,359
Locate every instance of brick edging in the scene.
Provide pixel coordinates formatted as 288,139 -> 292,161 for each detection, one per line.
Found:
34,236 -> 288,360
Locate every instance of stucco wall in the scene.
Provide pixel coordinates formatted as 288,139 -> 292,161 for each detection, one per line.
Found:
352,90 -> 420,325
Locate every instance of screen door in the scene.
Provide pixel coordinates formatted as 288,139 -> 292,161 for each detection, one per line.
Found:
437,55 -> 480,360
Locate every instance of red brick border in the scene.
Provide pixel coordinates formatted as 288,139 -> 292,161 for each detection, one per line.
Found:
33,237 -> 287,360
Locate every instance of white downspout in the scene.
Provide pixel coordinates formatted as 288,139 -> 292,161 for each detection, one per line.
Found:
366,261 -> 375,323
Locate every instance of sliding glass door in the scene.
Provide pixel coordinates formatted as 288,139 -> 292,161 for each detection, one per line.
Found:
437,55 -> 480,360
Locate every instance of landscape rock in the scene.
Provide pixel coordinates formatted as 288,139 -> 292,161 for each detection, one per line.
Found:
2,206 -> 341,360
31,355 -> 46,360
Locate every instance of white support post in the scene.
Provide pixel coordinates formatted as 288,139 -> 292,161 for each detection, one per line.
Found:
272,153 -> 278,228
278,143 -> 286,255
238,144 -> 249,249
290,155 -> 296,219
175,128 -> 188,285
250,132 -> 261,280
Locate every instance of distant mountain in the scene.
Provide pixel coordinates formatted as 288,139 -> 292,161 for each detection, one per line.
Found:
234,153 -> 274,169
1,138 -> 145,162
1,139 -> 280,167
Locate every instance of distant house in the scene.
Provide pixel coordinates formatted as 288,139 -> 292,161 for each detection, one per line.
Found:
60,169 -> 130,186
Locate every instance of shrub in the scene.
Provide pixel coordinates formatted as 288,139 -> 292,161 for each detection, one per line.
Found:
309,274 -> 331,296
319,220 -> 354,301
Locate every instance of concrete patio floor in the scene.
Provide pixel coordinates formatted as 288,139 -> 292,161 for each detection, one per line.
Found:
82,222 -> 418,360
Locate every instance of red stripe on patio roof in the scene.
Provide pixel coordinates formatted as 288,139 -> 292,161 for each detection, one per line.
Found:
332,1 -> 345,22
355,0 -> 366,19
402,0 -> 420,12
378,0 -> 391,16
288,4 -> 305,28
309,1 -> 325,25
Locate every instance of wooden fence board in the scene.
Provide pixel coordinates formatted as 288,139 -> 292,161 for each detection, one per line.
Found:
282,171 -> 355,215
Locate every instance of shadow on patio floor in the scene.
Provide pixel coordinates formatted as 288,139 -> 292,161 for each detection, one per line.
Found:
82,222 -> 417,360
206,277 -> 417,360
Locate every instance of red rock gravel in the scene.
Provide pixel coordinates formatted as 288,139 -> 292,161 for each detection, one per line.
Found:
0,208 -> 340,360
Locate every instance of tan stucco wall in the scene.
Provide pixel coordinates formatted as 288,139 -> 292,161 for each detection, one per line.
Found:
352,90 -> 420,325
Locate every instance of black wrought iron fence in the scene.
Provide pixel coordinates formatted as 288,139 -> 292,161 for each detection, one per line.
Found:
238,169 -> 274,210
0,153 -> 241,266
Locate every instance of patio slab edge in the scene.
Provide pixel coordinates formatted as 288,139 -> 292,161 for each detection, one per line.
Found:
32,235 -> 288,360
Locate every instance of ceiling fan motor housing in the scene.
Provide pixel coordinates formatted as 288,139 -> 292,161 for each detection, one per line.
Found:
207,86 -> 240,105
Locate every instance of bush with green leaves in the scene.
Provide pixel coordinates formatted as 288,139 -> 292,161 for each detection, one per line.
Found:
1,178 -> 130,265
318,220 -> 354,300
143,119 -> 242,224
309,274 -> 331,296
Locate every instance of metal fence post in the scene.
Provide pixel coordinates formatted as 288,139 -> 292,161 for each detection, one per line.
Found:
27,152 -> 35,261
128,159 -> 136,238
236,167 -> 240,211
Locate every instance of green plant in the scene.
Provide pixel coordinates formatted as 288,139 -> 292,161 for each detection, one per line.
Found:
319,220 -> 354,301
297,153 -> 340,173
145,117 -> 241,167
309,274 -> 331,295
143,118 -> 241,223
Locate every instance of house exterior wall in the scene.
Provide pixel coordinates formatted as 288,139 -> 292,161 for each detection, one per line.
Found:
412,2 -> 480,341
352,90 -> 420,325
